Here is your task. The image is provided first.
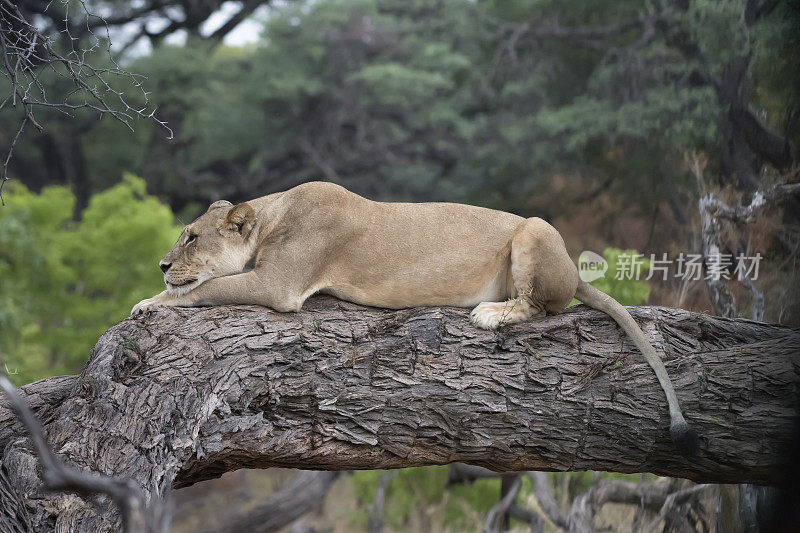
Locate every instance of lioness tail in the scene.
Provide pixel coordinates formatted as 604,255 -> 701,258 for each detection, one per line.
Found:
574,280 -> 700,455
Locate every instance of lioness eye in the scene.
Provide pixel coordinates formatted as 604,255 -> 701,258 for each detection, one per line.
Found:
186,234 -> 197,245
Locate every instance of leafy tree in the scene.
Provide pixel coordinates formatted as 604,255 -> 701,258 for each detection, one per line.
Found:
4,0 -> 795,221
0,175 -> 180,384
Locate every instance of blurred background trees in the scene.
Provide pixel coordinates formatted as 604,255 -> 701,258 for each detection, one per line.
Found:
4,0 -> 797,215
2,0 -> 797,531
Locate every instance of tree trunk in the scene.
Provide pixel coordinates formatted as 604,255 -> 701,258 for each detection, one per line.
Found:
0,297 -> 798,531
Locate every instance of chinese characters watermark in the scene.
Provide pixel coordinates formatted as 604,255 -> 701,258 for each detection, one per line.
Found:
578,251 -> 762,283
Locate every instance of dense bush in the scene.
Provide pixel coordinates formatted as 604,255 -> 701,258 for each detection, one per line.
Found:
0,175 -> 180,384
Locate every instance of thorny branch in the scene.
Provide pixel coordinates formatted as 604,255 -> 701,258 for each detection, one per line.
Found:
0,0 -> 173,204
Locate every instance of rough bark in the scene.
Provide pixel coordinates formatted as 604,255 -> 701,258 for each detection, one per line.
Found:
0,373 -> 160,533
0,297 -> 798,531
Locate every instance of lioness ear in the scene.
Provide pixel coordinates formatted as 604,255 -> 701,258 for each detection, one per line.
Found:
207,199 -> 233,213
217,202 -> 255,238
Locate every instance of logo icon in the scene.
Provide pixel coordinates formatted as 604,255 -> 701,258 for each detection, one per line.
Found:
578,250 -> 607,282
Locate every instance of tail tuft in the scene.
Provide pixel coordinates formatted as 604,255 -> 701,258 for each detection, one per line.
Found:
670,420 -> 701,455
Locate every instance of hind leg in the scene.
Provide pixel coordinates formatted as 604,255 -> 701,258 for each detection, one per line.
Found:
470,217 -> 578,329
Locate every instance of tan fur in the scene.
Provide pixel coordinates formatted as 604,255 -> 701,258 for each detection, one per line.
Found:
133,182 -> 526,314
132,181 -> 697,451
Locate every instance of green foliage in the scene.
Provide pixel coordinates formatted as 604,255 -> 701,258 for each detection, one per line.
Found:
590,248 -> 651,306
750,2 -> 800,142
570,247 -> 651,307
444,475 -> 512,529
351,467 -> 509,531
0,176 -> 180,384
537,86 -> 719,155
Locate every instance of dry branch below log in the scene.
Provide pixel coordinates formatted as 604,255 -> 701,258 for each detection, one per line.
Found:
212,470 -> 340,533
0,297 -> 798,531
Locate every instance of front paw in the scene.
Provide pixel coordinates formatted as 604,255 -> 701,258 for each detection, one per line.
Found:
131,291 -> 175,316
131,297 -> 158,316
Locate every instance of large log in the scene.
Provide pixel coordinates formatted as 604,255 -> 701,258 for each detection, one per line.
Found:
1,297 -> 798,531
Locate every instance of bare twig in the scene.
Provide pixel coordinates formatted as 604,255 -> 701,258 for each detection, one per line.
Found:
0,0 -> 173,200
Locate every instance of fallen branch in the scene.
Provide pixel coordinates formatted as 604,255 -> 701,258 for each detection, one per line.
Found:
566,478 -> 688,532
212,470 -> 339,533
641,483 -> 713,533
0,297 -> 798,531
447,465 -> 710,531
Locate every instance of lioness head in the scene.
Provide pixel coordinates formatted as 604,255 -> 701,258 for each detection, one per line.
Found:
159,200 -> 256,296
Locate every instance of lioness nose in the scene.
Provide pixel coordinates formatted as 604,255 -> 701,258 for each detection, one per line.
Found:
159,262 -> 172,273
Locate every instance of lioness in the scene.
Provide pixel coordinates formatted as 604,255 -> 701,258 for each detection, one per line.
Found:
133,181 -> 698,453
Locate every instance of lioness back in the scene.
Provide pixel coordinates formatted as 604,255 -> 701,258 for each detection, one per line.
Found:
268,182 -> 524,308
